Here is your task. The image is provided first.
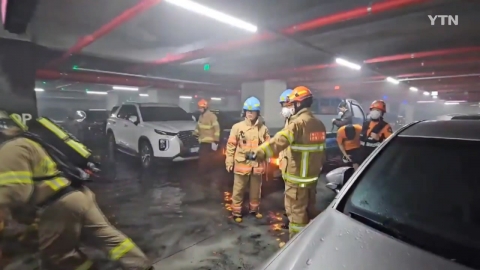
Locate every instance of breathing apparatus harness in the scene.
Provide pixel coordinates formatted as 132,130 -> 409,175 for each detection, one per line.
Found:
13,117 -> 100,187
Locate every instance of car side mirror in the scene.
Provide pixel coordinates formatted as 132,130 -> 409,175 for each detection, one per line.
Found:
128,115 -> 138,124
75,110 -> 86,122
326,166 -> 354,192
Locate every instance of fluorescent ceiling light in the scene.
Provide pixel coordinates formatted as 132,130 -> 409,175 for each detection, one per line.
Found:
165,0 -> 258,32
35,88 -> 44,92
417,100 -> 435,103
180,95 -> 192,99
335,58 -> 361,70
448,100 -> 466,103
86,91 -> 107,95
139,94 -> 149,97
211,97 -> 222,100
386,77 -> 399,84
444,102 -> 459,105
431,91 -> 438,96
112,86 -> 138,91
409,87 -> 418,92
423,91 -> 430,96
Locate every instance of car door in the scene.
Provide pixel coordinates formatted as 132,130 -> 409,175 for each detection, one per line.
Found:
346,99 -> 366,124
121,105 -> 140,150
112,105 -> 129,147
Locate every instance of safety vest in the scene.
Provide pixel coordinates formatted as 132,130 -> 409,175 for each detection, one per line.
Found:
360,120 -> 388,148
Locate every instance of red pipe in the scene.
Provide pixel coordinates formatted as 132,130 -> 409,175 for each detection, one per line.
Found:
46,0 -> 163,68
255,46 -> 480,79
35,69 -> 235,93
382,57 -> 480,71
364,47 -> 480,64
140,0 -> 429,68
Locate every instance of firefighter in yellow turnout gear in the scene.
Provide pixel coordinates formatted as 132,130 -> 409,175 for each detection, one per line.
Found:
225,97 -> 269,222
194,99 -> 220,174
251,86 -> 326,239
0,111 -> 152,270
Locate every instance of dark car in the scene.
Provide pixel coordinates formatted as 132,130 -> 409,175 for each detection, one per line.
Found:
259,118 -> 480,270
73,109 -> 109,147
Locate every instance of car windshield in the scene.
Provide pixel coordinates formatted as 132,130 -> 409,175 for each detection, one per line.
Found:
342,136 -> 480,269
139,106 -> 192,122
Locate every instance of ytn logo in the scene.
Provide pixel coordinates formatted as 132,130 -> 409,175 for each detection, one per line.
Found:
428,15 -> 458,26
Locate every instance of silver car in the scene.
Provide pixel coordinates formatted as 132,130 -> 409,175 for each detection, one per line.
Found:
257,119 -> 480,270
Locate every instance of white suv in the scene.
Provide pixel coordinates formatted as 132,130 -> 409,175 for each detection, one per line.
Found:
106,102 -> 199,168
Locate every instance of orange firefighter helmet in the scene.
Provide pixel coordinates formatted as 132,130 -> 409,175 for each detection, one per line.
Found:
197,99 -> 208,108
370,100 -> 386,113
286,86 -> 313,104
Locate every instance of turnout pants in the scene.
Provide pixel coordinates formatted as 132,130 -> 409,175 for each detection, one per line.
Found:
38,187 -> 150,270
198,142 -> 215,175
284,182 -> 317,239
231,174 -> 262,216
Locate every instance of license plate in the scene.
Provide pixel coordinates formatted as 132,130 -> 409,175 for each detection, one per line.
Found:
190,147 -> 199,153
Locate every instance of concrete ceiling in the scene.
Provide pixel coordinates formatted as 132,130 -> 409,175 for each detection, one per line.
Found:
2,0 -> 480,102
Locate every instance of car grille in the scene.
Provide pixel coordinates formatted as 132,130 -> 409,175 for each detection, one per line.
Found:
177,130 -> 199,149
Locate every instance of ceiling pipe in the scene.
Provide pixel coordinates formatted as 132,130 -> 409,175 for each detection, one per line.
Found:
381,57 -> 480,71
256,46 -> 480,78
138,0 -> 429,68
35,69 -> 235,93
364,47 -> 480,64
399,73 -> 480,81
288,71 -> 475,84
45,0 -> 163,68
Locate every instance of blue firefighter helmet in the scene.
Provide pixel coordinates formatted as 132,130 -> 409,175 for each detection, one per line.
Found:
279,89 -> 293,104
243,96 -> 261,111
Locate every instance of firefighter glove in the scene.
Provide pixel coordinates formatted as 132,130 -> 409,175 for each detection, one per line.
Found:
211,142 -> 218,151
245,151 -> 256,161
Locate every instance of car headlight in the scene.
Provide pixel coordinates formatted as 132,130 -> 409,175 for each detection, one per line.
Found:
155,129 -> 177,136
159,139 -> 169,151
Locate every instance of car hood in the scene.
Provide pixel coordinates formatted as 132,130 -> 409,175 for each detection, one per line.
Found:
143,121 -> 196,132
257,208 -> 471,270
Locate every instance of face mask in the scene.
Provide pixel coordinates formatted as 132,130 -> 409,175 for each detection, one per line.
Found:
281,107 -> 294,118
369,110 -> 382,120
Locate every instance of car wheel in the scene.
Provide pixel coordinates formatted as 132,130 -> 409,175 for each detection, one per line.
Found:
107,133 -> 116,162
139,140 -> 153,169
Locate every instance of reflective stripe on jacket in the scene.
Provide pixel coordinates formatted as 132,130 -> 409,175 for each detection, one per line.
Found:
255,108 -> 326,186
193,110 -> 220,143
0,137 -> 71,207
225,117 -> 270,175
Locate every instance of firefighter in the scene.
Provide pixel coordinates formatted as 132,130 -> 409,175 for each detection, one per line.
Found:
0,110 -> 153,270
359,100 -> 393,162
225,96 -> 269,222
279,89 -> 292,230
336,124 -> 362,170
332,100 -> 353,128
193,99 -> 220,174
251,86 -> 326,240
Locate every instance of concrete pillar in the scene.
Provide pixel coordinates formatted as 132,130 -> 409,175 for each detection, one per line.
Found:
241,80 -> 286,128
146,89 -> 159,102
178,96 -> 192,112
106,92 -> 119,110
0,39 -> 37,125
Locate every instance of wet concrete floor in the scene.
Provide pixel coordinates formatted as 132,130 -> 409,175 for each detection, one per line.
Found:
3,154 -> 336,270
